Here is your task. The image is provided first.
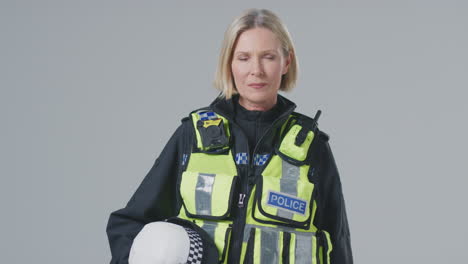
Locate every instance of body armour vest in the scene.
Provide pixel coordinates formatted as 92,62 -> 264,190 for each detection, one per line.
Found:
175,107 -> 333,264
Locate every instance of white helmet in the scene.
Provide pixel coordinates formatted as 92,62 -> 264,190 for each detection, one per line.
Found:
129,219 -> 219,264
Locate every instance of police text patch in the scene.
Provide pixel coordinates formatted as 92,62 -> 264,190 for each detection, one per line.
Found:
266,190 -> 308,215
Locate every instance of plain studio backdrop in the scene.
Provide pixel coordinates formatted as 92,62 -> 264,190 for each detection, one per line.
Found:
1,1 -> 467,263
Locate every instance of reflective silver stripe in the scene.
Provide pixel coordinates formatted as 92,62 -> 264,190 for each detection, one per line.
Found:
295,232 -> 313,264
201,221 -> 217,241
195,173 -> 216,215
243,224 -> 317,263
261,229 -> 279,264
244,223 -> 316,238
243,225 -> 252,243
278,160 -> 300,219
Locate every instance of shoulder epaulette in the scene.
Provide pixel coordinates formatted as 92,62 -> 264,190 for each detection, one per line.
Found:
190,106 -> 211,115
318,130 -> 329,142
182,105 -> 212,122
291,111 -> 329,143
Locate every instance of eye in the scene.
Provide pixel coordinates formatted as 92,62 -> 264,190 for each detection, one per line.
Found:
264,54 -> 276,60
237,56 -> 248,61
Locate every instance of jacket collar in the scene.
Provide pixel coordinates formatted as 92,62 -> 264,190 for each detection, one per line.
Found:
209,93 -> 297,122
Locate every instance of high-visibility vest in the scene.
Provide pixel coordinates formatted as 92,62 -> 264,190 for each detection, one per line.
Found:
176,109 -> 333,264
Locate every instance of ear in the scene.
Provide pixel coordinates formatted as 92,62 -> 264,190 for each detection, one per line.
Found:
282,51 -> 292,75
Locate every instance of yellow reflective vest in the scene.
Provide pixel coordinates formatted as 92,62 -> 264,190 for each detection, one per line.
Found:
176,107 -> 333,264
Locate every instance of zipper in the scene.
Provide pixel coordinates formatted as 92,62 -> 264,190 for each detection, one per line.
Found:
251,109 -> 292,165
238,193 -> 246,207
236,109 -> 294,263
213,105 -> 295,264
223,120 -> 251,264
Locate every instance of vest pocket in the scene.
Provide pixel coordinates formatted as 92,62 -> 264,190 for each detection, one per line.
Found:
277,123 -> 315,163
195,220 -> 232,264
180,171 -> 238,219
243,227 -> 287,264
243,226 -> 320,264
252,175 -> 315,229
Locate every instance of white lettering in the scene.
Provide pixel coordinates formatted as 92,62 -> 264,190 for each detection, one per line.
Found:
292,201 -> 299,209
299,202 -> 305,212
278,196 -> 285,206
271,194 -> 278,203
267,191 -> 308,215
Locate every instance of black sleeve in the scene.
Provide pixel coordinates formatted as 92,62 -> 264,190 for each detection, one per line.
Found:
316,140 -> 354,264
105,123 -> 185,264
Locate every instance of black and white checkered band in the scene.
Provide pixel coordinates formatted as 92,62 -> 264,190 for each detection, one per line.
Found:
184,227 -> 204,264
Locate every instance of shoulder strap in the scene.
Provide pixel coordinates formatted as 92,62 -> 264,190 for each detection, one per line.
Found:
179,116 -> 193,172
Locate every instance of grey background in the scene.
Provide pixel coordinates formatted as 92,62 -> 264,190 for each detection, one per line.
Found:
1,1 -> 467,263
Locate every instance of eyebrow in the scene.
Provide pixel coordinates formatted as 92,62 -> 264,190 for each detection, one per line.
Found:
234,49 -> 278,55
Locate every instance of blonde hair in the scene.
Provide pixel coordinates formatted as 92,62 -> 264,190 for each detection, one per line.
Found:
213,8 -> 299,99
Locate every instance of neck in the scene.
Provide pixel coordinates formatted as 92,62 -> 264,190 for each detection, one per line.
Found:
238,96 -> 277,112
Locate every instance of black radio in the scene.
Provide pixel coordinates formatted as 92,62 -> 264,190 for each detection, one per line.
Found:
196,118 -> 229,150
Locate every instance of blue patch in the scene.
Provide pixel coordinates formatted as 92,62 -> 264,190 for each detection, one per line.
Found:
182,154 -> 188,166
198,111 -> 217,121
235,152 -> 248,165
267,191 -> 307,215
254,154 -> 270,166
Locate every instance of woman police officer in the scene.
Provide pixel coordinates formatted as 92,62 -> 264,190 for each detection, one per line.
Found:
107,8 -> 353,264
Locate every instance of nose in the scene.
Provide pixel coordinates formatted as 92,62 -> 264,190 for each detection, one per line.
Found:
250,58 -> 264,76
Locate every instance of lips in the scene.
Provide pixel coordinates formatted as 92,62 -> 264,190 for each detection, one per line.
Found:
248,83 -> 267,88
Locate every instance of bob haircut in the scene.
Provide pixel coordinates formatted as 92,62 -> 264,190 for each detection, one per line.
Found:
213,8 -> 299,99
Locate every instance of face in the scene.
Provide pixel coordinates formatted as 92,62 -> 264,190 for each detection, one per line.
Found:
231,27 -> 291,110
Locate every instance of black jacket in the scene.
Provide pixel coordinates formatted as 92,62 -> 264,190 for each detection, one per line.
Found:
106,94 -> 353,263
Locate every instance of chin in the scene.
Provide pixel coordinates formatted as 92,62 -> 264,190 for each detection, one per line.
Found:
245,93 -> 275,104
